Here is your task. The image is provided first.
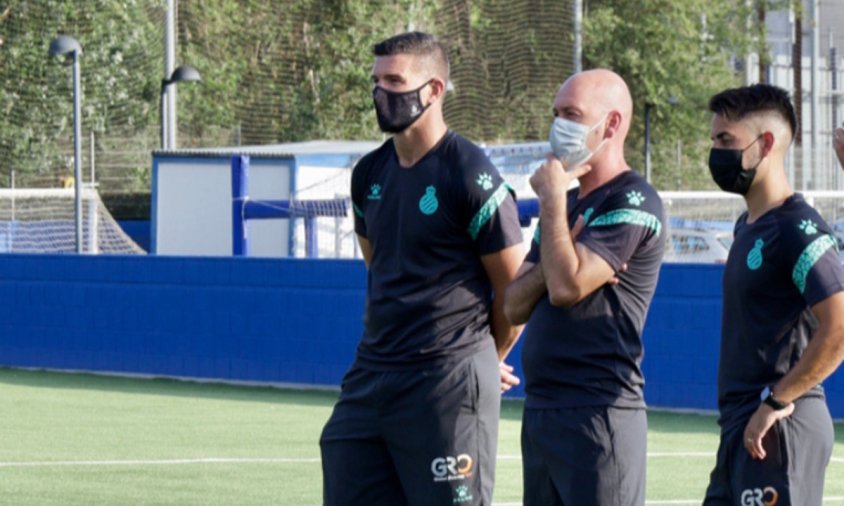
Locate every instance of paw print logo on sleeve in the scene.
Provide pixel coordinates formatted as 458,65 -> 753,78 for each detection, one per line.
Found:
476,173 -> 494,191
798,219 -> 818,235
626,190 -> 645,207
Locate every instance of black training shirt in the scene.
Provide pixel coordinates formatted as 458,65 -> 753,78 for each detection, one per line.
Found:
717,193 -> 844,430
522,170 -> 665,409
350,131 -> 523,370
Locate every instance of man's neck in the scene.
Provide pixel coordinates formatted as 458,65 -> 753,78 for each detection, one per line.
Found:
576,149 -> 629,197
393,115 -> 448,168
744,165 -> 793,223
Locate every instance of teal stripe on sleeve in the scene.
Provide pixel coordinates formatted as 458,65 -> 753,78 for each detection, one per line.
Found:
353,202 -> 364,218
792,234 -> 837,294
468,183 -> 513,240
587,208 -> 662,235
533,223 -> 541,245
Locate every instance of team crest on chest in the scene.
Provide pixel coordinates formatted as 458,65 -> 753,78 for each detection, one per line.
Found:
746,238 -> 764,270
419,186 -> 439,215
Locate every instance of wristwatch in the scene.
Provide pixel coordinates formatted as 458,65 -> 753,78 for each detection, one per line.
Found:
760,386 -> 788,410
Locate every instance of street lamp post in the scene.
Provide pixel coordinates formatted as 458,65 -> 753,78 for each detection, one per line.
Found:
49,35 -> 84,254
643,102 -> 653,184
643,96 -> 679,186
160,65 -> 202,150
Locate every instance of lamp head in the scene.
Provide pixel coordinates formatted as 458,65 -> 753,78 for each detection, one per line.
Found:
167,65 -> 202,85
49,35 -> 81,57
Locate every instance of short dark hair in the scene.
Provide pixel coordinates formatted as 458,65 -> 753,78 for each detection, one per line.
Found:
373,31 -> 449,81
708,84 -> 798,139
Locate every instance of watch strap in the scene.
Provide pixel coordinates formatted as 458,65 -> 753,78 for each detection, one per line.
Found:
762,388 -> 788,410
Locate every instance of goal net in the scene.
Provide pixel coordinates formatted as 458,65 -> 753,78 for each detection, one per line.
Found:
292,143 -> 844,263
0,188 -> 145,254
284,142 -> 551,259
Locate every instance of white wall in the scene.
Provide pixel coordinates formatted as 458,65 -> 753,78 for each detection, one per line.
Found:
153,155 -> 292,257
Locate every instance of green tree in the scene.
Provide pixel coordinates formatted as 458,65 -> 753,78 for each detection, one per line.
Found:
176,0 -> 437,145
583,0 -> 779,190
0,0 -> 161,186
0,0 -> 794,194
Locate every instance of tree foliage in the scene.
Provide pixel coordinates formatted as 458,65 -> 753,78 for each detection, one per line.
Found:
583,0 -> 778,189
0,0 -> 790,192
176,0 -> 436,145
0,0 -> 160,185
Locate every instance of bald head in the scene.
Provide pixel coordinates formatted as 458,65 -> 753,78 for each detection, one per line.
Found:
555,69 -> 633,141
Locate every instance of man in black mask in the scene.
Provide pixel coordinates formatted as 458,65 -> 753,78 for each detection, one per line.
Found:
704,84 -> 844,505
320,31 -> 525,506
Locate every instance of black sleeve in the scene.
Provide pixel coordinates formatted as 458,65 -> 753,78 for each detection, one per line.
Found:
780,212 -> 844,306
578,185 -> 664,271
459,150 -> 524,255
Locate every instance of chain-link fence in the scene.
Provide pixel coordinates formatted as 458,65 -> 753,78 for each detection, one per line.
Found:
1,0 -> 575,195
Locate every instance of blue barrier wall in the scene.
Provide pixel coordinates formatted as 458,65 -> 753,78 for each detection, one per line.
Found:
0,255 -> 365,387
0,255 -> 842,417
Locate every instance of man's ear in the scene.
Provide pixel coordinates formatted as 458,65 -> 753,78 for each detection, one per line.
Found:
760,131 -> 775,158
604,110 -> 622,139
427,78 -> 446,105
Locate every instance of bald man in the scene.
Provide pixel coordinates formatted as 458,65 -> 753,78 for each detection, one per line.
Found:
320,32 -> 525,506
703,85 -> 844,505
503,69 -> 664,505
835,124 -> 844,171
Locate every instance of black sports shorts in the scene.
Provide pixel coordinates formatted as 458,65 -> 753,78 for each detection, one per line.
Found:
320,343 -> 500,506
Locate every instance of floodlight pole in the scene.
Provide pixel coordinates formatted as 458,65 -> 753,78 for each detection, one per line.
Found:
72,50 -> 83,253
160,81 -> 169,149
644,102 -> 653,184
160,66 -> 202,150
573,0 -> 583,73
50,35 -> 84,253
165,0 -> 177,149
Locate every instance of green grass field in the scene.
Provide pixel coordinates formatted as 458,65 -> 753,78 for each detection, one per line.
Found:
0,368 -> 842,505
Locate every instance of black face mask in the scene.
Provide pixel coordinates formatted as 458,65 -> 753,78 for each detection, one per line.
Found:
372,81 -> 431,133
708,135 -> 763,195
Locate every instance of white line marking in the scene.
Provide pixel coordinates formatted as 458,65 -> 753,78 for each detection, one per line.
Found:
0,457 -> 321,468
502,453 -> 844,461
648,452 -> 712,458
494,499 -> 844,506
1,453 -> 840,468
497,452 -> 715,460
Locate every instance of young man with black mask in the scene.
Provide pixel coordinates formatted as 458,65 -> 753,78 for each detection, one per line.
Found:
319,32 -> 525,506
704,84 -> 844,506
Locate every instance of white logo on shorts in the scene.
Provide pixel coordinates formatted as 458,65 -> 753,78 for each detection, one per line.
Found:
430,453 -> 474,482
740,486 -> 779,506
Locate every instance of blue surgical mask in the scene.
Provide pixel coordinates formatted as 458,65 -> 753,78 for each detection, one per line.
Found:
548,114 -> 608,167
